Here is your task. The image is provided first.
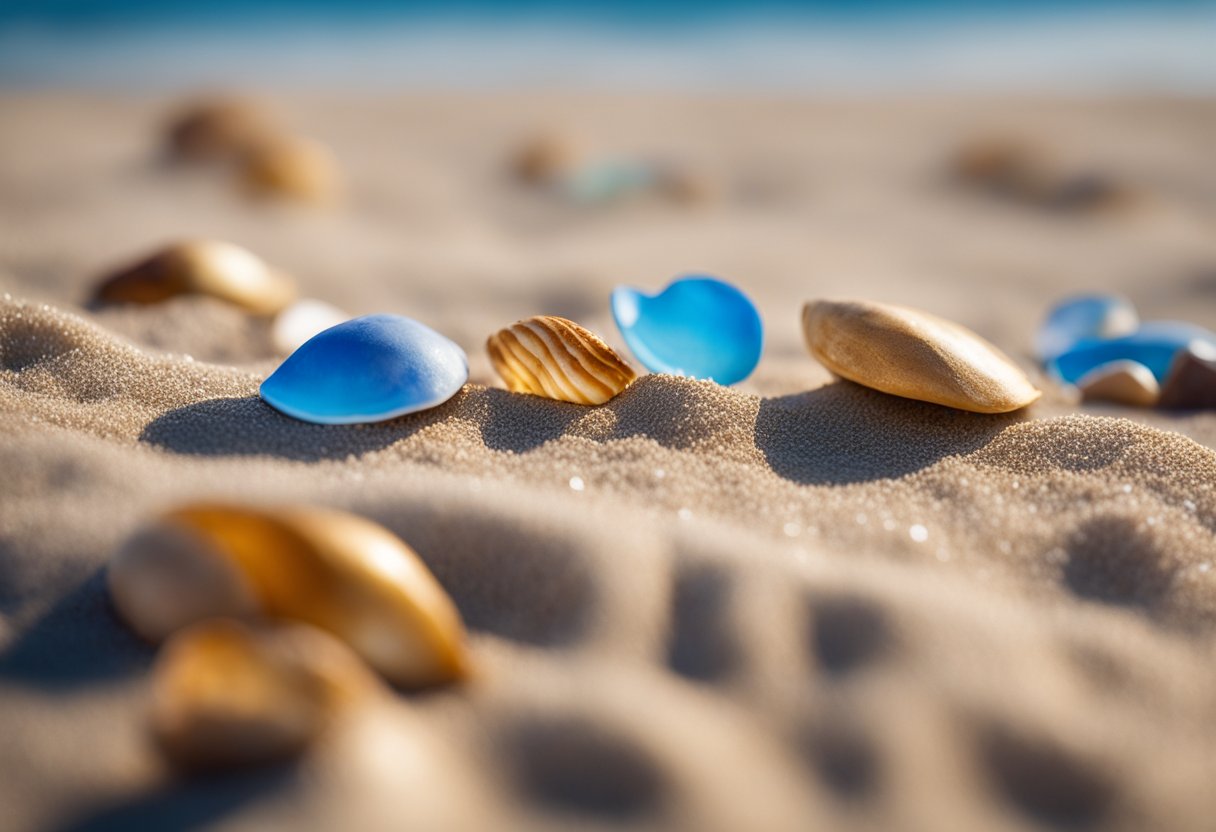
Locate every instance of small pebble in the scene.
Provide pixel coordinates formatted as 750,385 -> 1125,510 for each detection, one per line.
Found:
1158,346 -> 1216,410
487,315 -> 636,405
152,619 -> 377,770
1076,359 -> 1159,407
260,314 -> 468,424
802,299 -> 1041,413
612,275 -> 763,385
93,240 -> 296,315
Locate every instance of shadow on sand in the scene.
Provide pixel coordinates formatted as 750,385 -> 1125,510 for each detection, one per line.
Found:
0,570 -> 152,689
754,381 -> 1028,485
52,765 -> 301,832
139,393 -> 463,461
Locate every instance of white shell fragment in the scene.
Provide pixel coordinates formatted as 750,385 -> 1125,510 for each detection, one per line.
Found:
271,298 -> 351,354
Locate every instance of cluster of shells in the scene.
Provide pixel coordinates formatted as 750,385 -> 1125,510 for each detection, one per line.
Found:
92,235 -> 1047,415
108,504 -> 468,769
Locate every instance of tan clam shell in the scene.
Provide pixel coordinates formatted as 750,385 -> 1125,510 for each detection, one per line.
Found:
802,299 -> 1042,414
93,240 -> 297,315
487,315 -> 637,405
1078,360 -> 1159,408
152,619 -> 377,770
239,134 -> 342,204
108,504 -> 470,688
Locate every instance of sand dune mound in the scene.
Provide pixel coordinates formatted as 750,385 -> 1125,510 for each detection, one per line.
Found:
3,293 -> 1216,830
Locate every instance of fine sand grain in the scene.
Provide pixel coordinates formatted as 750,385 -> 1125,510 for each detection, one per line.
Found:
2,92 -> 1216,831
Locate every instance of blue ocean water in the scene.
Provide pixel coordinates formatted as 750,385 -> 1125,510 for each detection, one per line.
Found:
0,0 -> 1213,89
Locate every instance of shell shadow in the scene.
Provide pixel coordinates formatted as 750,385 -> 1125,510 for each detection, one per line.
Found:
138,394 -> 452,460
501,715 -> 667,822
477,387 -> 585,453
755,381 -> 1028,486
0,570 -> 152,689
51,765 -> 300,832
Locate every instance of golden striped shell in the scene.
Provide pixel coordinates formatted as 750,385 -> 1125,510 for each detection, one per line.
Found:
487,316 -> 637,405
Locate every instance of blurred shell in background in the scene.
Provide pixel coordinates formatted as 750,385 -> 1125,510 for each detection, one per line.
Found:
165,97 -> 277,163
951,135 -> 1142,213
92,240 -> 297,315
240,134 -> 343,204
512,132 -> 582,184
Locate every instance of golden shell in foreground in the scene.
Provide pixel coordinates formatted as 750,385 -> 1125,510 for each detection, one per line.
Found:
802,299 -> 1042,414
487,315 -> 637,405
108,504 -> 470,688
152,619 -> 377,770
93,240 -> 297,315
239,135 -> 342,204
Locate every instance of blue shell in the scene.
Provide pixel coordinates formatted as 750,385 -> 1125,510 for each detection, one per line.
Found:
1035,294 -> 1138,362
1049,321 -> 1216,385
611,275 -> 763,385
260,314 -> 468,424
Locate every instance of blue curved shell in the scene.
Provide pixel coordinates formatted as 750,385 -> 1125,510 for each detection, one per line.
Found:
1049,321 -> 1216,385
1035,294 -> 1138,362
260,314 -> 468,424
611,275 -> 763,385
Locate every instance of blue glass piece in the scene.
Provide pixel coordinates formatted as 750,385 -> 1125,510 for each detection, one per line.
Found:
260,314 -> 468,424
611,275 -> 763,385
1049,321 -> 1216,385
1035,294 -> 1138,362
563,161 -> 656,203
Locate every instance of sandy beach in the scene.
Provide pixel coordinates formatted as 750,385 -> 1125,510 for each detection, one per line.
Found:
2,91 -> 1216,831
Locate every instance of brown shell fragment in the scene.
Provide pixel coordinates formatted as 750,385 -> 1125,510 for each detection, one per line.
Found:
487,315 -> 637,405
93,240 -> 297,315
152,619 -> 377,770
